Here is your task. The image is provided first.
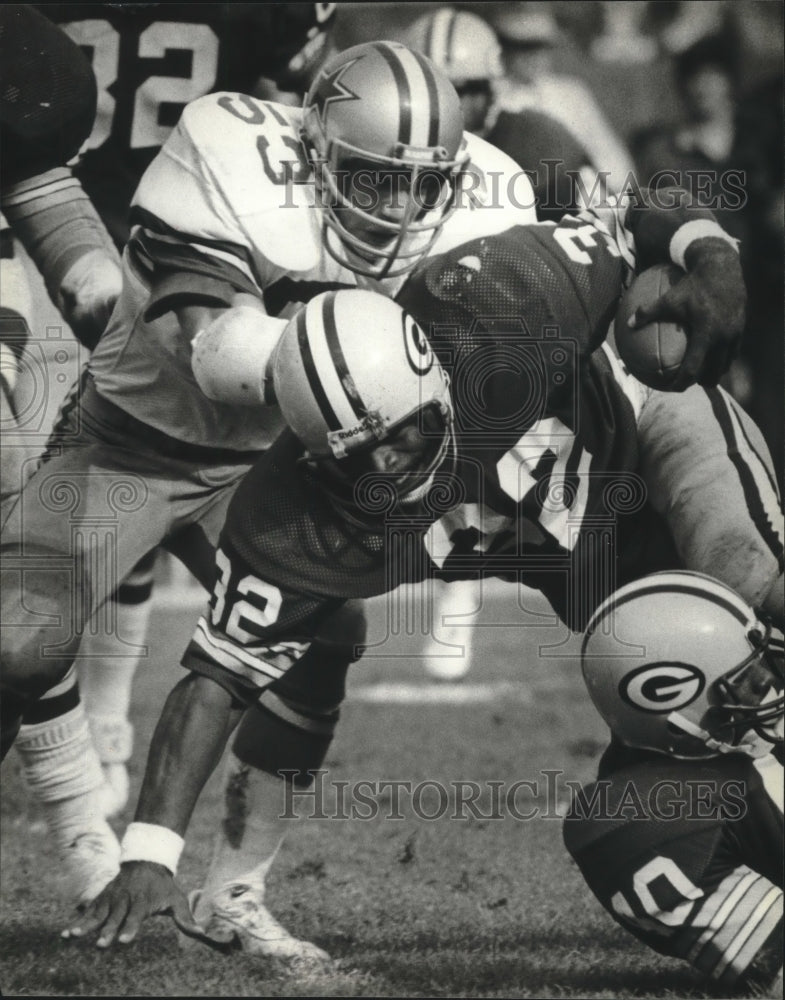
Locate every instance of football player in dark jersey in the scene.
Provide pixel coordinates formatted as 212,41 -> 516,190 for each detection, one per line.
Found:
6,4 -> 339,862
44,2 -> 338,245
564,571 -> 782,996
0,4 -> 124,902
60,194 -> 782,955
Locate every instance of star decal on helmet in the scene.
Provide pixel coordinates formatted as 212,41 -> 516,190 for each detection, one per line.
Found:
311,57 -> 362,128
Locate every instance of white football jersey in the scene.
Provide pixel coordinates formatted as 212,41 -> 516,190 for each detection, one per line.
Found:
89,93 -> 535,450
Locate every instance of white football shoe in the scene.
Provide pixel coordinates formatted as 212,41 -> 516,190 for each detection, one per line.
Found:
60,820 -> 121,906
185,883 -> 332,969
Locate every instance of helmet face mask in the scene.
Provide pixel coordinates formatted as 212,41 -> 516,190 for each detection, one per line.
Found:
582,571 -> 784,760
301,41 -> 469,280
314,400 -> 454,507
708,626 -> 784,746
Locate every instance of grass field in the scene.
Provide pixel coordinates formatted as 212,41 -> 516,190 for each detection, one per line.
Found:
0,251 -> 740,998
0,583 -> 727,999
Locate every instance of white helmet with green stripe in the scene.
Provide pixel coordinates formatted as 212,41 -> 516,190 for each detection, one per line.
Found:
582,571 -> 784,759
272,289 -> 453,503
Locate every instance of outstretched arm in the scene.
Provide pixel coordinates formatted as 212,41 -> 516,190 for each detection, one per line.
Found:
64,672 -> 244,947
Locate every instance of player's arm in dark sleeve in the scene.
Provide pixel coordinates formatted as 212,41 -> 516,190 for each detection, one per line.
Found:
0,7 -> 121,350
621,187 -> 745,388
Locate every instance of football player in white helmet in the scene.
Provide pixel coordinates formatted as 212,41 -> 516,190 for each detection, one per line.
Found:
566,571 -> 783,995
271,290 -> 454,506
2,1 -> 342,905
1,36 -> 535,958
406,8 -> 504,136
405,7 -> 600,221
582,571 -> 783,758
63,189 -> 776,958
301,41 -> 471,279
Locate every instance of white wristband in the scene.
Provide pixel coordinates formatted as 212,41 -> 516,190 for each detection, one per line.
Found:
669,219 -> 739,270
120,822 -> 184,875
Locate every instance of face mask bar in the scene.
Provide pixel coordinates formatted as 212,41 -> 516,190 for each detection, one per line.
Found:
302,110 -> 469,279
302,399 -> 455,519
708,624 -> 784,746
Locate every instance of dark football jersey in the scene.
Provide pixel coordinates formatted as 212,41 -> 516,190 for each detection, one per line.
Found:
397,217 -> 648,630
0,6 -> 97,186
42,3 -> 334,244
563,746 -> 783,990
181,212 -> 661,700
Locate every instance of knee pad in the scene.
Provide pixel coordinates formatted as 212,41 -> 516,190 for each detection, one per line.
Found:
231,601 -> 367,784
1,630 -> 79,703
273,599 -> 367,712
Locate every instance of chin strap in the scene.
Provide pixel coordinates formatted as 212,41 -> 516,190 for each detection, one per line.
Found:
666,711 -> 754,756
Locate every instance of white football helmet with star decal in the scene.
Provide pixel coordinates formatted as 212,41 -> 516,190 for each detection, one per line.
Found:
582,571 -> 784,759
301,41 -> 469,279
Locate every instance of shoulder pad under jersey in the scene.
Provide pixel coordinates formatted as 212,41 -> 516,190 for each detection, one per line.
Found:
132,93 -> 322,274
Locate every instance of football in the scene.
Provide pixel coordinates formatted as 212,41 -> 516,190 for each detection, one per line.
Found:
614,264 -> 688,390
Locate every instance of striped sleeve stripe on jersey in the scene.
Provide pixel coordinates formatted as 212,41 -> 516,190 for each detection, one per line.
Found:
130,206 -> 259,272
687,868 -> 777,972
579,195 -> 637,274
714,888 -> 783,986
131,228 -> 261,299
129,205 -> 264,289
707,388 -> 784,570
191,617 -> 288,687
1,171 -> 83,210
727,391 -> 783,506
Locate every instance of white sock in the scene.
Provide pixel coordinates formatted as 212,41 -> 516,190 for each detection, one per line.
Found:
77,573 -> 155,764
16,684 -> 108,850
196,753 -> 289,916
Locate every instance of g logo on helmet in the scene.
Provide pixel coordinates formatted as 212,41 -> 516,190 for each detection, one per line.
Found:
403,314 -> 434,376
619,663 -> 706,714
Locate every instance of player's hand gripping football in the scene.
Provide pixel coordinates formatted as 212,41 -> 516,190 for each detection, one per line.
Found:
62,861 -> 223,950
629,239 -> 745,390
